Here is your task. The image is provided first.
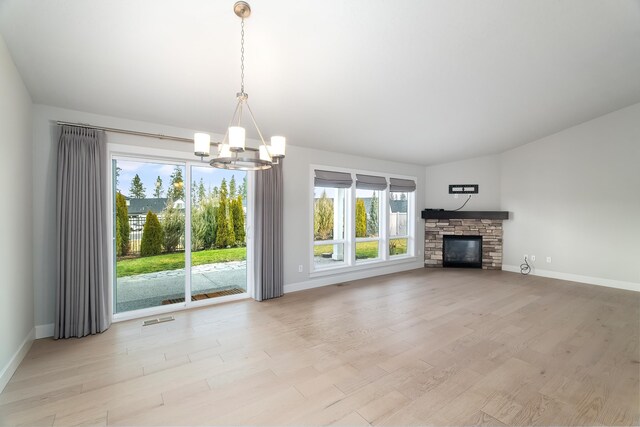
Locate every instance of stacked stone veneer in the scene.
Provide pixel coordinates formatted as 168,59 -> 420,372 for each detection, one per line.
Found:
424,219 -> 504,269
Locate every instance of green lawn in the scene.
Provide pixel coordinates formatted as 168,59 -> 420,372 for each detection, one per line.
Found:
116,247 -> 246,278
314,239 -> 407,260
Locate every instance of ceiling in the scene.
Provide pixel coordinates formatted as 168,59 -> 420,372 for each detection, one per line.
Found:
1,0 -> 639,166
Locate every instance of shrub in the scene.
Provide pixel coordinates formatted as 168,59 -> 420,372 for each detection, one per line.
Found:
314,190 -> 333,240
356,198 -> 367,237
215,179 -> 235,248
115,216 -> 123,257
115,192 -> 129,255
192,194 -> 219,251
231,196 -> 245,245
215,196 -> 235,248
162,202 -> 185,253
367,192 -> 379,236
140,211 -> 164,256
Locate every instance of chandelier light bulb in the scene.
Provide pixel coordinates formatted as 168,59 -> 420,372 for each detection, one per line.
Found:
229,126 -> 246,151
194,133 -> 211,157
218,143 -> 232,158
270,136 -> 286,157
259,145 -> 272,162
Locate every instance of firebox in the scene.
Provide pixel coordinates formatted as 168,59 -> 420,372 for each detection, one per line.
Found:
443,235 -> 482,268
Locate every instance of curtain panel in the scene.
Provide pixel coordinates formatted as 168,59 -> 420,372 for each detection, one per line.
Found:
55,125 -> 110,338
253,162 -> 284,301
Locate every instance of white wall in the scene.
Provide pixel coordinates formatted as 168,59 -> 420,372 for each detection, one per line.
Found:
0,34 -> 34,391
282,145 -> 426,290
501,103 -> 640,288
425,154 -> 502,210
422,103 -> 640,290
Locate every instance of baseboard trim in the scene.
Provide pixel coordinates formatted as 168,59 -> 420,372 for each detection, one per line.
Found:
0,328 -> 35,393
35,323 -> 54,339
285,262 -> 423,294
502,265 -> 640,292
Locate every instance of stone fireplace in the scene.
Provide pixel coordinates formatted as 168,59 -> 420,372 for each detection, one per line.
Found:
422,210 -> 509,270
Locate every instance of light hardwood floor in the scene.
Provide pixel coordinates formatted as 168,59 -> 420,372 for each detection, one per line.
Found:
1,269 -> 638,426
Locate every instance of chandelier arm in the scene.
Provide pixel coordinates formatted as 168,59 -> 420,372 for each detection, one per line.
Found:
220,98 -> 243,145
244,101 -> 270,152
237,100 -> 243,126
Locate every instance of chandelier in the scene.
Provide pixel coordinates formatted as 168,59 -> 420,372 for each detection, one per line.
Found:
194,1 -> 285,170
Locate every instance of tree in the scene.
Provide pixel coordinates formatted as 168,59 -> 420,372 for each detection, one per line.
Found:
215,179 -> 235,247
231,195 -> 245,245
167,166 -> 184,201
356,198 -> 367,237
229,175 -> 237,199
115,166 -> 122,192
115,216 -> 123,257
367,192 -> 379,236
115,192 -> 129,255
153,176 -> 164,198
140,211 -> 163,256
197,178 -> 206,204
192,194 -> 217,251
161,202 -> 184,253
129,174 -> 146,199
314,190 -> 333,240
241,175 -> 248,200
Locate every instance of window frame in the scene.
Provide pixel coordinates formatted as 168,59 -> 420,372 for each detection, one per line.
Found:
310,165 -> 416,276
354,187 -> 384,264
388,191 -> 414,258
312,185 -> 351,269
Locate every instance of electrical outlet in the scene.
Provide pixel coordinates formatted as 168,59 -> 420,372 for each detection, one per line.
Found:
546,257 -> 552,263
298,265 -> 303,273
531,255 -> 536,262
454,194 -> 459,199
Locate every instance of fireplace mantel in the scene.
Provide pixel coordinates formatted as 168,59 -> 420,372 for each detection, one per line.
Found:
421,210 -> 509,220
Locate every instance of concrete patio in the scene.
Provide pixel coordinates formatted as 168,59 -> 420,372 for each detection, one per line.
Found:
115,261 -> 247,312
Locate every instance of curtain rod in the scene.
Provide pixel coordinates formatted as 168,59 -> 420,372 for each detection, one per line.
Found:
55,121 -> 259,152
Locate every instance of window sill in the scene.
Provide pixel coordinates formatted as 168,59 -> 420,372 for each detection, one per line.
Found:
310,255 -> 418,279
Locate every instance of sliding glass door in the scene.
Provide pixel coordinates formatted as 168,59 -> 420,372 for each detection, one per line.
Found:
113,159 -> 186,313
190,166 -> 247,301
112,156 -> 248,317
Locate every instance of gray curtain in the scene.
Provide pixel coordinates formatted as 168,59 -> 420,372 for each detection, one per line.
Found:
253,162 -> 284,301
55,125 -> 110,339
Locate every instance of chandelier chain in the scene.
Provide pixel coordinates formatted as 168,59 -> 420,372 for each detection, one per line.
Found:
240,18 -> 245,94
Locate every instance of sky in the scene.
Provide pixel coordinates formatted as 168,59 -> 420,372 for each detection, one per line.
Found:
116,159 -> 245,199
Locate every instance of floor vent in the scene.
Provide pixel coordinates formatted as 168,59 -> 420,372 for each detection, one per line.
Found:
143,316 -> 175,326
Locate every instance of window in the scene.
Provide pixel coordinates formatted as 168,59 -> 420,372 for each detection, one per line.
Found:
312,168 -> 415,272
388,178 -> 416,258
355,174 -> 387,262
313,170 -> 351,269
